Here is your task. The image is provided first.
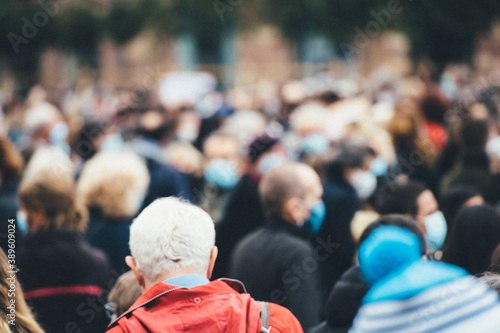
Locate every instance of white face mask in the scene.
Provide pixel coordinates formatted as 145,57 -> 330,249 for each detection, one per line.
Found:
351,170 -> 377,200
424,211 -> 448,252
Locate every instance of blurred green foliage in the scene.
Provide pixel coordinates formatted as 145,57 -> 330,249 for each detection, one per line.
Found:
1,0 -> 499,84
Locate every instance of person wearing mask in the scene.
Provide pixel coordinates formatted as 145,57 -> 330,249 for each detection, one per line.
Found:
229,163 -> 323,329
308,214 -> 426,333
314,141 -> 376,301
22,102 -> 71,156
375,179 -> 448,259
350,225 -> 500,332
106,197 -> 303,333
199,132 -> 247,223
212,133 -> 287,278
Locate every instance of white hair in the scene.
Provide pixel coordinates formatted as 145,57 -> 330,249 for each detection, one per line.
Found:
23,146 -> 74,183
129,197 -> 215,281
77,152 -> 150,219
24,102 -> 60,133
289,102 -> 328,135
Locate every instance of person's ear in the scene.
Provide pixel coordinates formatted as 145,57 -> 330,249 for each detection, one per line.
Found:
283,197 -> 305,225
206,246 -> 218,279
125,256 -> 143,288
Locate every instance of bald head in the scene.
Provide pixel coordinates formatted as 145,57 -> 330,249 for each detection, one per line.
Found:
259,163 -> 322,221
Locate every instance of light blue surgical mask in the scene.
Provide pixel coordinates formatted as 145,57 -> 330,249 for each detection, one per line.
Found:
304,201 -> 326,235
100,133 -> 124,152
300,134 -> 330,155
50,122 -> 69,145
16,210 -> 28,236
424,211 -> 447,252
370,157 -> 388,177
204,159 -> 239,190
257,153 -> 287,175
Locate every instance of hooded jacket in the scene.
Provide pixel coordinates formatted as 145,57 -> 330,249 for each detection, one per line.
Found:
106,278 -> 303,333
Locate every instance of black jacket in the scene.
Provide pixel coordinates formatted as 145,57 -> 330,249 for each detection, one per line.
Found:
0,179 -> 23,254
18,230 -> 111,333
86,208 -> 132,275
229,219 -> 321,330
314,163 -> 359,303
307,266 -> 370,333
212,173 -> 266,278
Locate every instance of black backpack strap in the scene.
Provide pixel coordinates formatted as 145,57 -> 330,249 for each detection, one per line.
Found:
259,301 -> 271,333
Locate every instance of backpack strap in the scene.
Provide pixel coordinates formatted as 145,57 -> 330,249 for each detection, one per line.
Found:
259,301 -> 271,333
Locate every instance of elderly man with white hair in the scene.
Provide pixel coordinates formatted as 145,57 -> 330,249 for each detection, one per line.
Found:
106,197 -> 303,333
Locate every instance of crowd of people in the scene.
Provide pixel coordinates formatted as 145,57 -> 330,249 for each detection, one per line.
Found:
1,65 -> 500,332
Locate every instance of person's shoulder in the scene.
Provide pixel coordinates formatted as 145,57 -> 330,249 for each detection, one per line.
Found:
268,302 -> 304,333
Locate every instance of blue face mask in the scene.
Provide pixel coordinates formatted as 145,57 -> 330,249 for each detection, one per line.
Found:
204,159 -> 239,190
424,211 -> 448,252
16,210 -> 28,236
100,134 -> 124,152
300,134 -> 330,155
370,157 -> 388,177
304,201 -> 326,235
257,154 -> 287,175
50,122 -> 69,145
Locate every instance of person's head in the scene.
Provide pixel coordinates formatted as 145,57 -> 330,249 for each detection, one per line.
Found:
460,119 -> 489,150
439,186 -> 484,230
0,249 -> 45,333
375,180 -> 435,231
330,140 -> 376,200
202,132 -> 247,189
259,163 -> 323,228
203,132 -> 242,163
0,136 -> 24,183
24,102 -> 68,145
358,214 -> 427,256
248,134 -> 287,176
126,197 -> 217,291
73,118 -> 115,161
77,152 -> 150,219
106,270 -> 142,322
444,205 -> 500,276
137,109 -> 173,142
375,180 -> 447,252
289,102 -> 328,137
19,148 -> 86,233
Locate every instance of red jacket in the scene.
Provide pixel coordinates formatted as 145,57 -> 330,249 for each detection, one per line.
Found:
106,278 -> 304,333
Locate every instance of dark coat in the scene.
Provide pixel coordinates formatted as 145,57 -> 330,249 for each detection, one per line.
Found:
212,173 -> 266,279
229,219 -> 321,330
440,150 -> 500,204
128,138 -> 192,209
314,163 -> 359,304
86,208 -> 131,275
17,230 -> 111,333
0,179 -> 23,254
307,266 -> 370,333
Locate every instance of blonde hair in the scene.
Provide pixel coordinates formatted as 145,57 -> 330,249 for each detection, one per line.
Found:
0,249 -> 44,333
77,152 -> 150,219
19,166 -> 87,232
